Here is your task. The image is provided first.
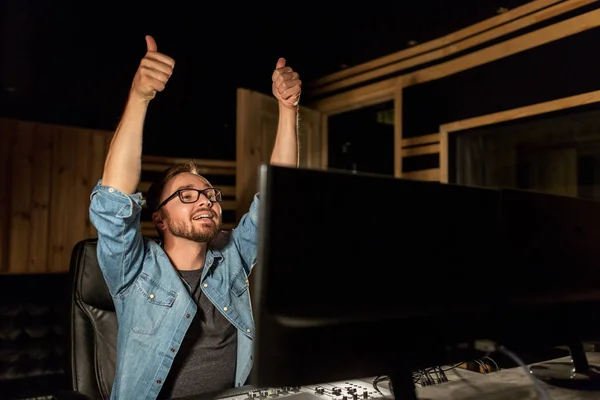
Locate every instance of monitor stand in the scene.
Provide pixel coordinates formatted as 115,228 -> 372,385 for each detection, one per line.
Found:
530,341 -> 600,390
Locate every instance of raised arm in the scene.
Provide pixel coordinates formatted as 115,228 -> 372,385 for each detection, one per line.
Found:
231,59 -> 302,275
89,35 -> 174,294
270,57 -> 301,167
102,35 -> 175,193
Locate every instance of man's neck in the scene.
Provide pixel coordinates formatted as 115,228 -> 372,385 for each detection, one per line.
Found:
163,237 -> 208,271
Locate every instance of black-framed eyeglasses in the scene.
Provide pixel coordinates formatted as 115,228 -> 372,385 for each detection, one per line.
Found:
155,188 -> 222,211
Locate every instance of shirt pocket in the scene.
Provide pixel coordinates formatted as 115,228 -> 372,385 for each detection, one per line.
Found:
131,273 -> 177,335
230,270 -> 249,297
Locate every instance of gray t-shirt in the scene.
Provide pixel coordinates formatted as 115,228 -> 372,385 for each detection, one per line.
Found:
159,268 -> 238,399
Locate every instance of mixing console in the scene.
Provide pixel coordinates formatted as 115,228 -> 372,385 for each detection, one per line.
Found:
217,379 -> 393,400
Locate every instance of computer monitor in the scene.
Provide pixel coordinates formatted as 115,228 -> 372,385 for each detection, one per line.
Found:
250,164 -> 600,397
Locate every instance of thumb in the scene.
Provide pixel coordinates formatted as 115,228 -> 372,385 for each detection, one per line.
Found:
275,57 -> 286,69
145,35 -> 157,52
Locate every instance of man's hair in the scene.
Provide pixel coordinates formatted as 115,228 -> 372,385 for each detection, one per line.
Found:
145,159 -> 206,212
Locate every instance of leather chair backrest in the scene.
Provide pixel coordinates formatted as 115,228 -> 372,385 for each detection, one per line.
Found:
68,238 -> 117,400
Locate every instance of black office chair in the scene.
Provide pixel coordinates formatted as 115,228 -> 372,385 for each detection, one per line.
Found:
64,238 -> 117,400
60,236 -> 254,400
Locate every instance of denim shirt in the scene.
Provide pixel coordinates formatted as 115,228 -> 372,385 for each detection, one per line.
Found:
89,181 -> 258,400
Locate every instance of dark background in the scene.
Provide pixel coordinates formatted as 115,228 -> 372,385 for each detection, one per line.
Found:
0,0 -> 533,160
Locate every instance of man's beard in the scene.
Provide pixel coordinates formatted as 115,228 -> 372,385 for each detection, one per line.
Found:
167,217 -> 221,243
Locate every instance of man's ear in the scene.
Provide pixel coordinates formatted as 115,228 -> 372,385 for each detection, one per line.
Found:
152,211 -> 167,231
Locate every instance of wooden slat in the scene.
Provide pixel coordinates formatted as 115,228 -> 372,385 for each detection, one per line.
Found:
441,89 -> 600,133
67,130 -> 94,271
310,0 -> 563,88
309,81 -> 398,115
410,8 -> 600,87
310,0 -> 592,96
28,124 -> 53,273
440,130 -> 450,184
48,127 -> 78,273
309,8 -> 600,115
402,168 -> 441,181
401,133 -> 441,148
401,143 -> 440,157
9,121 -> 34,274
0,120 -> 15,272
393,88 -> 403,178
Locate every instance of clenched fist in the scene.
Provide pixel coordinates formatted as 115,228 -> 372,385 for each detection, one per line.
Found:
131,35 -> 175,102
272,58 -> 302,109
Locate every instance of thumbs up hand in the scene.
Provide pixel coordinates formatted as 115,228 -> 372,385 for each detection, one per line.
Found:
271,57 -> 302,109
131,35 -> 175,102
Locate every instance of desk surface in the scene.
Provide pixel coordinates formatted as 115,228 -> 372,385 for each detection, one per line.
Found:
176,353 -> 600,400
416,352 -> 600,400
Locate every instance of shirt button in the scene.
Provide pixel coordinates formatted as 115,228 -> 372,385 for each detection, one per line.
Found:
108,188 -> 114,193
170,348 -> 175,352
156,379 -> 162,384
186,314 -> 191,318
223,307 -> 228,311
203,283 -> 208,288
247,329 -> 251,333
149,294 -> 155,299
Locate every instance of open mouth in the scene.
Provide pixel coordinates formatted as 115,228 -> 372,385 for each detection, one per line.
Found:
192,213 -> 214,221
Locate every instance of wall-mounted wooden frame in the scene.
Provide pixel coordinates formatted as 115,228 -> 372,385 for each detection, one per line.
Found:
309,0 -> 594,97
305,0 -> 600,180
438,89 -> 600,183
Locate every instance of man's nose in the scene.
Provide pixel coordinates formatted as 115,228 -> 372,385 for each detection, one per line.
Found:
196,192 -> 212,207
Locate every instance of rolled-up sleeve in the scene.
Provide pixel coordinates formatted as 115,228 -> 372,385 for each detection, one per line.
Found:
231,193 -> 260,275
89,180 -> 145,295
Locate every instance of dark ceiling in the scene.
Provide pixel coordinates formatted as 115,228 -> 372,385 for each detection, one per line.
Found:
1,0 -> 534,158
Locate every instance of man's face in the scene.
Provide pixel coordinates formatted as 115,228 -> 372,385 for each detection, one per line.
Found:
155,172 -> 222,242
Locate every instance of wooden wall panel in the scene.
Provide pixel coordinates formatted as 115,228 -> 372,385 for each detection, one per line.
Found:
0,119 -> 112,274
0,118 -> 240,274
8,120 -> 34,274
47,127 -> 109,273
28,123 -> 53,273
236,88 -> 280,219
0,120 -> 14,272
